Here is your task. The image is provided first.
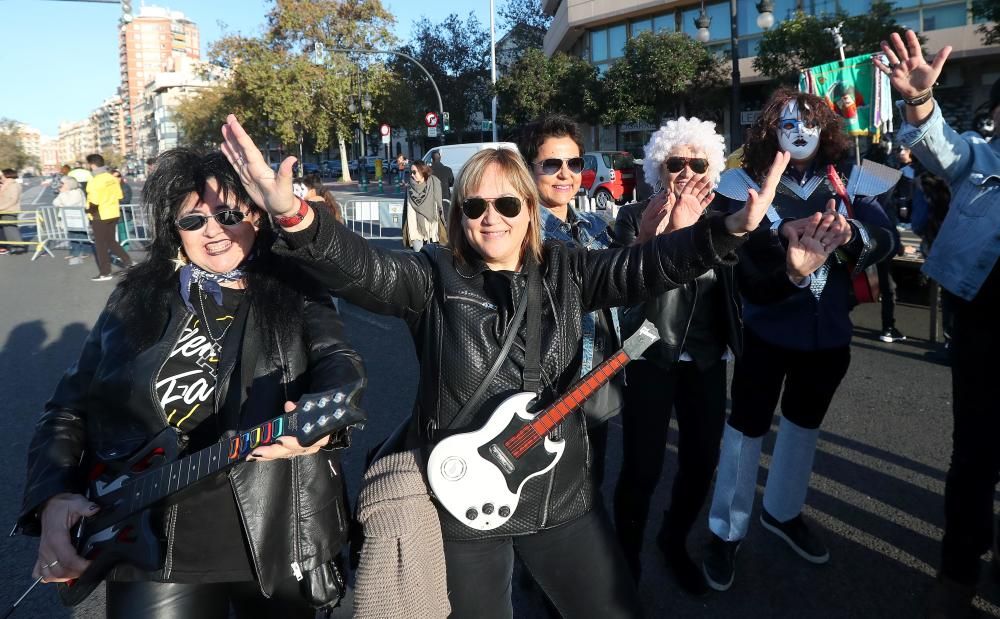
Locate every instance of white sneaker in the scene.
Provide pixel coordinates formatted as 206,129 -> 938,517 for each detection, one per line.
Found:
90,274 -> 113,282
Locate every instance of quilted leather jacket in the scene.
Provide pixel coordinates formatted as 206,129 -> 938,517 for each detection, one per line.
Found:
275,205 -> 745,540
18,282 -> 366,601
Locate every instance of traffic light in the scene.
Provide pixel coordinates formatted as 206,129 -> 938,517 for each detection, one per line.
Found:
121,0 -> 133,22
443,112 -> 450,133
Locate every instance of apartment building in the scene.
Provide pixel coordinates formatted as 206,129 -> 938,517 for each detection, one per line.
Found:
542,0 -> 998,153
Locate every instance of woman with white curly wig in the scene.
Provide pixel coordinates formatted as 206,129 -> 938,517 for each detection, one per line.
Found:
612,117 -> 742,595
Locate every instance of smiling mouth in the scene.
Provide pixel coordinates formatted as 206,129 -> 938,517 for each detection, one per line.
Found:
205,240 -> 232,255
481,230 -> 509,239
793,138 -> 808,147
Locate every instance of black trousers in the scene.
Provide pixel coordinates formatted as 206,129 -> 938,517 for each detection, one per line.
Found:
90,216 -> 132,276
443,506 -> 642,619
106,577 -> 314,619
940,264 -> 1000,585
729,328 -> 851,438
612,358 -> 727,574
876,259 -> 897,330
0,213 -> 21,244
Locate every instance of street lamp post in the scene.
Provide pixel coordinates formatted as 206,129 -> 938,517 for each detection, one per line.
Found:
348,73 -> 373,189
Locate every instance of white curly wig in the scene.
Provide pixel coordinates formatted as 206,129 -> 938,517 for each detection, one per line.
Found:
642,117 -> 727,190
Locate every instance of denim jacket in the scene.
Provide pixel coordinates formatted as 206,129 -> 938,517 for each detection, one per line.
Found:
538,206 -> 622,374
897,101 -> 1000,301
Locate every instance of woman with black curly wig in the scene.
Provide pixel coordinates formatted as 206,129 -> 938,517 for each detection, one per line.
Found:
701,88 -> 895,592
17,149 -> 366,618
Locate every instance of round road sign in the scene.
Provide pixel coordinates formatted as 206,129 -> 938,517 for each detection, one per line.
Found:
425,112 -> 439,128
379,124 -> 390,136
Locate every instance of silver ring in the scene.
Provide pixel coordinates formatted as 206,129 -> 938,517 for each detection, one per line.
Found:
41,559 -> 59,571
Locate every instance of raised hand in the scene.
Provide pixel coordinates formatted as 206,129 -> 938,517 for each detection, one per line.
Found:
637,190 -> 672,244
246,401 -> 330,461
220,115 -> 299,217
725,151 -> 791,235
667,174 -> 715,232
873,30 -> 951,99
781,199 -> 854,249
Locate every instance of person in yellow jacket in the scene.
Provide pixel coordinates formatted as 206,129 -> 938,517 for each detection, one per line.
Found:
85,153 -> 133,281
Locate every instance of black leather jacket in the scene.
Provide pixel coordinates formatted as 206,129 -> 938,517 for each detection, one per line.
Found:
275,204 -> 745,540
18,284 -> 366,599
614,200 -> 743,368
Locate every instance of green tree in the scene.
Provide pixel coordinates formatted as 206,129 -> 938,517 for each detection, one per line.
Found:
497,0 -> 550,50
972,0 -> 1000,46
753,2 -> 919,84
600,31 -> 725,124
495,49 -> 600,130
0,120 -> 31,171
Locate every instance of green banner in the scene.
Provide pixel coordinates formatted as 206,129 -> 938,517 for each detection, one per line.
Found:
800,53 -> 876,137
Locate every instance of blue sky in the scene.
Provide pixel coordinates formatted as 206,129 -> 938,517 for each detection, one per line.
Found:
0,0 -> 492,136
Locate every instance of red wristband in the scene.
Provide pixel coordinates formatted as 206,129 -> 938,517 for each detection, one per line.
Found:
275,199 -> 310,228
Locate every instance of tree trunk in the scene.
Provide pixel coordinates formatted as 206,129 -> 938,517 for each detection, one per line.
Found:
338,132 -> 352,183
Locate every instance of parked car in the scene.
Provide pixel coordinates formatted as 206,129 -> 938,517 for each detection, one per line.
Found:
422,142 -> 518,179
581,151 -> 637,209
301,162 -> 320,175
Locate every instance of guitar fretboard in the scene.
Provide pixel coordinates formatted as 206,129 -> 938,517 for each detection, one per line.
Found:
123,415 -> 290,515
504,350 -> 630,458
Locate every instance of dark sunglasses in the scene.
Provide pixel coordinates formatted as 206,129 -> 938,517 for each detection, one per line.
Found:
462,196 -> 522,220
175,209 -> 247,231
664,157 -> 709,174
532,157 -> 585,176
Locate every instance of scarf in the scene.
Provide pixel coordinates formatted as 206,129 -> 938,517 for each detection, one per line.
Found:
407,177 -> 439,223
179,262 -> 247,313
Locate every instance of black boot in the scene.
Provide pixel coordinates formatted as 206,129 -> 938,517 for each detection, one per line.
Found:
657,519 -> 708,596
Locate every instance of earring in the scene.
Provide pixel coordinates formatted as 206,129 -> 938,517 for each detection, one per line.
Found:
172,247 -> 189,270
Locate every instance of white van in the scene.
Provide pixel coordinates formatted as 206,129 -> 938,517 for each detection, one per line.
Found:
422,142 -> 518,178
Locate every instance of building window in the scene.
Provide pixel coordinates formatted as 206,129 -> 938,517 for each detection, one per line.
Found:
591,28 -> 608,62
923,3 -> 968,30
895,10 -> 921,30
609,24 -> 627,58
632,18 -> 652,37
681,2 -> 728,42
653,13 -> 674,33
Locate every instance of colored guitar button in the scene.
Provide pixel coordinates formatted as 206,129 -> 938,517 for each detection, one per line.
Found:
465,508 -> 478,520
498,506 -> 510,517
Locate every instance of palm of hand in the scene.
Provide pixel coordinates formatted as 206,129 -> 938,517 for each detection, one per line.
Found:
668,192 -> 704,229
788,236 -> 828,276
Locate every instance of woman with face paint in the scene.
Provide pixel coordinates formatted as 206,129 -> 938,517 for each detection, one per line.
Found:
700,88 -> 896,592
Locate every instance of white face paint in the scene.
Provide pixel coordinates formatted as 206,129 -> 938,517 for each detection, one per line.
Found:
292,183 -> 308,199
777,100 -> 821,162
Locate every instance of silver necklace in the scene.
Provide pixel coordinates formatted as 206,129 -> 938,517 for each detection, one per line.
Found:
196,287 -> 234,352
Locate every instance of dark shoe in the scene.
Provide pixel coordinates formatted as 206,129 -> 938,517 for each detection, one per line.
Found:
924,575 -> 975,619
879,327 -> 907,343
760,510 -> 829,564
657,528 -> 708,596
702,534 -> 740,592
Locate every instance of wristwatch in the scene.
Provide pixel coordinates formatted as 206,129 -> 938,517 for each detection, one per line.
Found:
275,199 -> 310,228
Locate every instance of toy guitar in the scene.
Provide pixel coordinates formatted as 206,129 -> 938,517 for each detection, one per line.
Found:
427,321 -> 660,531
55,381 -> 366,607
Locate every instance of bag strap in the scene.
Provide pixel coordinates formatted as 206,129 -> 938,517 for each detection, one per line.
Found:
440,266 -> 532,437
522,255 -> 543,394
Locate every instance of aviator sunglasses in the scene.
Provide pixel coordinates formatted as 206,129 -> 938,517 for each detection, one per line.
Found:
175,209 -> 247,231
664,157 -> 709,174
462,196 -> 522,220
532,157 -> 585,176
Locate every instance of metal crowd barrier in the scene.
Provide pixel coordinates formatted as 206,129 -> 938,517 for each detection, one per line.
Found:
118,204 -> 153,247
0,210 -> 44,255
342,199 -> 404,240
31,206 -> 90,261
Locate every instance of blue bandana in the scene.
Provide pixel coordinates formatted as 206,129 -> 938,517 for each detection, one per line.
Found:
179,262 -> 247,313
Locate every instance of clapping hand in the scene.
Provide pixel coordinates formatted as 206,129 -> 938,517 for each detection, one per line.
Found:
783,202 -> 854,283
636,174 -> 716,244
725,151 -> 791,235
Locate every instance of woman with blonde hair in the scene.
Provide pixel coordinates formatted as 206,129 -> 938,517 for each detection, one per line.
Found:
220,114 -> 787,617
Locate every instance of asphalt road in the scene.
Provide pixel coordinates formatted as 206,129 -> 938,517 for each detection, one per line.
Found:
0,208 -> 998,617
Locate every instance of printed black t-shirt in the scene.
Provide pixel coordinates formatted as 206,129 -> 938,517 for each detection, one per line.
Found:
153,285 -> 255,582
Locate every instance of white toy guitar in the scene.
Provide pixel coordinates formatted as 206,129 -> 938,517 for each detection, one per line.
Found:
427,320 -> 660,531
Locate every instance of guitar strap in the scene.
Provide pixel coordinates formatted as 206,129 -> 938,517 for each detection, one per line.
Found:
522,253 -> 542,395
441,254 -> 540,438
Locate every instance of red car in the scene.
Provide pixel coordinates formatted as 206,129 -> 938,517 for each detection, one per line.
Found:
581,151 -> 637,209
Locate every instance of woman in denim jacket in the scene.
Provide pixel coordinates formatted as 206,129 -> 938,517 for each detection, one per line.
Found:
877,30 -> 1000,617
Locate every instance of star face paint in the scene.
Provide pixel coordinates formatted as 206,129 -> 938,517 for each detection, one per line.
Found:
777,100 -> 821,161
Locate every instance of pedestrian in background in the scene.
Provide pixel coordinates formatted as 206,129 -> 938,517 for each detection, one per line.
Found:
85,153 -> 133,281
877,31 -> 1000,617
299,173 -> 343,224
430,150 -> 454,205
401,160 -> 443,252
67,162 -> 93,195
112,169 -> 133,204
52,176 -> 90,263
612,118 -> 738,594
0,168 -> 23,255
395,152 -> 407,187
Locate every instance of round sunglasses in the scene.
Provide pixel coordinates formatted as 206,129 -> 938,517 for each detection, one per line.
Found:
462,196 -> 522,220
175,209 -> 247,231
532,157 -> 585,176
664,157 -> 709,174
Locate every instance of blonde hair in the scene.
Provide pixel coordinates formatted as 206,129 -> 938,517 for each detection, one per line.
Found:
448,148 -> 543,266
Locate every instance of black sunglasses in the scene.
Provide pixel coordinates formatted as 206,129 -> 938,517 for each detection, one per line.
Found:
664,157 -> 709,174
462,196 -> 522,220
175,209 -> 247,231
532,157 -> 585,176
